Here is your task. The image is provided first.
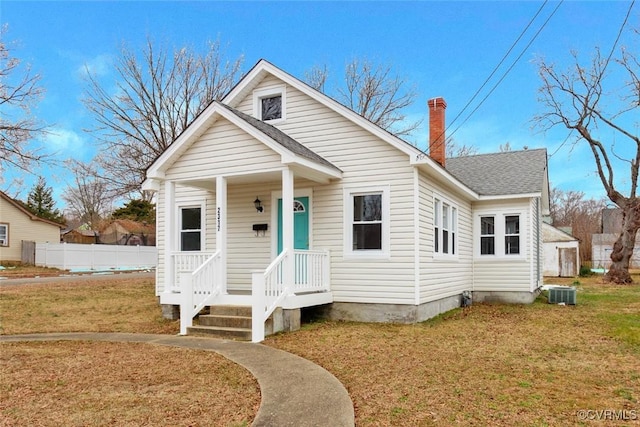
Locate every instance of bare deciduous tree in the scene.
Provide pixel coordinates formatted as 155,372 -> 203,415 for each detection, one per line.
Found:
0,25 -> 50,176
83,37 -> 244,198
304,64 -> 328,92
305,57 -> 421,138
550,187 -> 606,266
535,29 -> 640,283
339,58 -> 421,137
62,161 -> 114,230
446,138 -> 478,158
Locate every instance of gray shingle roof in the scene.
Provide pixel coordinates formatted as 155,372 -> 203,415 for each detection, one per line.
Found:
446,148 -> 547,196
219,102 -> 341,172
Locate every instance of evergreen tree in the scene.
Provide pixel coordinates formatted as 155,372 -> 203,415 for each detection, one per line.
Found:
26,176 -> 64,223
111,199 -> 156,223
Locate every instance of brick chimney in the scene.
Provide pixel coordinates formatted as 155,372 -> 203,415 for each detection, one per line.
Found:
428,97 -> 447,166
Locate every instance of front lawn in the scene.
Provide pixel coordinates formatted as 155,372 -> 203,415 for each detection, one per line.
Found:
1,273 -> 638,426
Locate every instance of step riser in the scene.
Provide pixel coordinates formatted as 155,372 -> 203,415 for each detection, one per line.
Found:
187,326 -> 251,340
199,315 -> 252,329
209,305 -> 252,317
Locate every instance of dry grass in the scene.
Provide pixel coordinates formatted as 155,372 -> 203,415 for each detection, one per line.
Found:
1,273 -> 639,426
265,275 -> 640,426
1,341 -> 260,427
0,277 -> 259,426
0,277 -> 177,335
0,264 -> 66,279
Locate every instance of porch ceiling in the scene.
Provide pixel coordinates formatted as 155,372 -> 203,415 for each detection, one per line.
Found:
179,167 -> 336,191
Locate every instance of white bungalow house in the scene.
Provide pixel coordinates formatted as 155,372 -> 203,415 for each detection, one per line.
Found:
142,59 -> 550,342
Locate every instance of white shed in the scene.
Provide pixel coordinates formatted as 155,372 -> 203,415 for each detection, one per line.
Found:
542,222 -> 580,277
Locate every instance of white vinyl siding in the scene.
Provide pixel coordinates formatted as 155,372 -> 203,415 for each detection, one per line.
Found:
166,117 -> 283,181
235,76 -> 417,304
472,198 -> 534,293
417,173 -> 473,304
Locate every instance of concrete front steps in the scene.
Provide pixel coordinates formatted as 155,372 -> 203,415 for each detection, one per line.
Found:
187,305 -> 278,341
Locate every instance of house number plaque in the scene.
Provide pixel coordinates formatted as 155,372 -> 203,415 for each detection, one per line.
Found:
217,207 -> 221,232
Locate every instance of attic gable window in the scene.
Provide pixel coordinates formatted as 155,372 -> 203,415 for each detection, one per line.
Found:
261,95 -> 282,121
253,86 -> 286,123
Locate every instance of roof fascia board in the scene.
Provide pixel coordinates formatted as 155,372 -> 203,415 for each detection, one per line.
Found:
0,192 -> 65,228
223,59 -> 425,159
411,158 -> 479,200
477,192 -> 542,201
146,101 -> 222,177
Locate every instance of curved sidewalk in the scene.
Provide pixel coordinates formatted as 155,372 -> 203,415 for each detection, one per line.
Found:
1,332 -> 355,427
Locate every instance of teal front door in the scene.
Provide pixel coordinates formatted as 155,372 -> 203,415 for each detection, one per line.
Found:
277,196 -> 309,254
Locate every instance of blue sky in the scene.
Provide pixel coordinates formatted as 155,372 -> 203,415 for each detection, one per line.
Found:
2,1 -> 638,210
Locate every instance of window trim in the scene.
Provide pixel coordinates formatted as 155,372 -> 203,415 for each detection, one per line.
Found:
253,85 -> 286,123
433,195 -> 458,258
344,185 -> 390,259
177,203 -> 205,252
0,223 -> 9,247
475,210 -> 526,259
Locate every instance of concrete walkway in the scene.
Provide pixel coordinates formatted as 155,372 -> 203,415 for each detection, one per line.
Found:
0,332 -> 355,427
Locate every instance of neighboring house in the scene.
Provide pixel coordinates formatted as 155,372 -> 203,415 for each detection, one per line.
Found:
61,228 -> 99,244
592,208 -> 640,269
542,222 -> 580,277
142,59 -> 550,341
99,219 -> 156,246
0,191 -> 64,263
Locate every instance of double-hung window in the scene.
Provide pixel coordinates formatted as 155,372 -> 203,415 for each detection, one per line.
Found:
477,213 -> 523,257
434,197 -> 457,256
505,215 -> 520,254
0,223 -> 8,247
480,216 -> 495,255
345,186 -> 390,258
180,207 -> 202,251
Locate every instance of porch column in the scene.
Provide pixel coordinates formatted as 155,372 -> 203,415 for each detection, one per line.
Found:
164,180 -> 175,293
216,176 -> 228,294
282,168 -> 295,288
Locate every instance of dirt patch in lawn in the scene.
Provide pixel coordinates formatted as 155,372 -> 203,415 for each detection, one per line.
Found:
0,341 -> 259,427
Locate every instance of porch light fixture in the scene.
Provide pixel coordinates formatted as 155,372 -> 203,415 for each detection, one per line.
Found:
254,197 -> 263,213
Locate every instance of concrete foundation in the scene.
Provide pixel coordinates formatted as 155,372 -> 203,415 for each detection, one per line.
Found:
472,289 -> 540,304
161,304 -> 180,320
314,294 -> 462,324
267,307 -> 301,335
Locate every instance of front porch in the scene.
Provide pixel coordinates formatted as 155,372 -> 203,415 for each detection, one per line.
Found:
162,248 -> 333,342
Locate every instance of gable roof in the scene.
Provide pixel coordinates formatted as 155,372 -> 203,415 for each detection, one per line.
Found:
144,100 -> 342,184
222,59 -> 428,161
0,191 -> 65,228
446,149 -> 548,197
220,103 -> 340,172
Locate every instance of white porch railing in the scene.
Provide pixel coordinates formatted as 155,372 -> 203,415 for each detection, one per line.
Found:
172,252 -> 215,292
179,251 -> 223,335
252,249 -> 330,342
293,249 -> 330,292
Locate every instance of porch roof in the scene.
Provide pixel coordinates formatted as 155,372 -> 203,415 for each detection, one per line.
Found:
143,100 -> 343,189
220,103 -> 341,173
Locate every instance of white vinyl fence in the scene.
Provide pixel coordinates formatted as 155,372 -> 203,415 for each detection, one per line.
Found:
35,242 -> 157,272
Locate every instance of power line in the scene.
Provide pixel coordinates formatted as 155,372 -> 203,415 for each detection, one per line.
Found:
442,1 -> 550,139
445,0 -> 564,145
